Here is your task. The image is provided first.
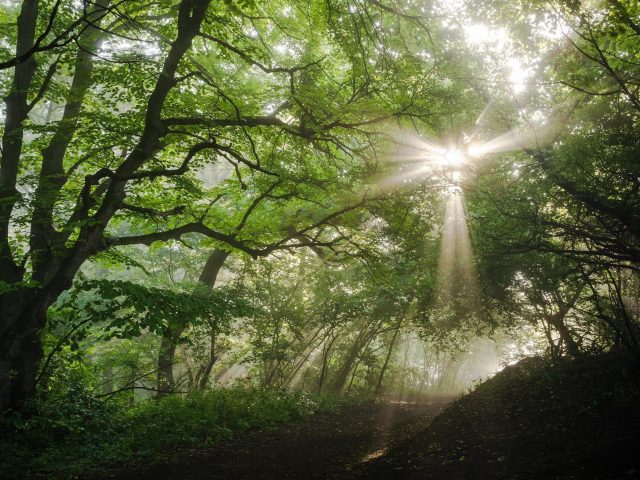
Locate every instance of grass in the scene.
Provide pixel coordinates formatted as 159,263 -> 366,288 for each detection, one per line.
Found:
0,387 -> 351,479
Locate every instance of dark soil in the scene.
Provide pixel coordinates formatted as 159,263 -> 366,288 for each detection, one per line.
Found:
91,398 -> 453,480
353,352 -> 640,480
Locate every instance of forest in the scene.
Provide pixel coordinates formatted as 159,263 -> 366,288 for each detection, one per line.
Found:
0,0 -> 638,479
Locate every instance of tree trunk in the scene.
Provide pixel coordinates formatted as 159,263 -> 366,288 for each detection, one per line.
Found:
156,249 -> 229,394
30,0 -> 108,276
374,317 -> 403,395
196,332 -> 217,390
548,314 -> 581,358
317,334 -> 337,394
1,3 -> 111,413
285,326 -> 325,387
0,0 -> 39,279
156,318 -> 187,394
0,288 -> 58,413
1,0 -> 212,413
330,323 -> 380,393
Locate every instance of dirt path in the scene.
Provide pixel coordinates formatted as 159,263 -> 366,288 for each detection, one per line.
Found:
96,399 -> 452,480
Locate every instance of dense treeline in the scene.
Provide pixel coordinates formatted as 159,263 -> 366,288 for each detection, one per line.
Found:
0,0 -> 639,477
467,0 -> 640,357
0,0 -> 451,412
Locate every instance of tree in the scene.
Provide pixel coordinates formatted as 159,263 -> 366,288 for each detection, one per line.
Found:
454,0 -> 640,357
0,0 -> 448,412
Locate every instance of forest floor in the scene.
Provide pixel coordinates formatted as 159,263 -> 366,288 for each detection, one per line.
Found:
91,352 -> 640,480
352,352 -> 640,480
90,397 -> 454,480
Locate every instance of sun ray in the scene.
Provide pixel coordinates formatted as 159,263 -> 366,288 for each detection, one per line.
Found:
435,189 -> 480,310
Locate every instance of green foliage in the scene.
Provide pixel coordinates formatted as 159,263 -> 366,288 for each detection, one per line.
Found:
2,0 -> 640,476
124,388 -> 322,449
0,386 -> 346,479
1,357 -> 121,478
52,279 -> 251,339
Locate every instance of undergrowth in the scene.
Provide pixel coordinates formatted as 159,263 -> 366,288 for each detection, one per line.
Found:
0,386 -> 352,479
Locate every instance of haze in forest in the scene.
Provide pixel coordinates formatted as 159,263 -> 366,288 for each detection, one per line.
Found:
0,0 -> 638,478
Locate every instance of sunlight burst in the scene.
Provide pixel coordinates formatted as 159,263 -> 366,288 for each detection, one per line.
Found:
438,148 -> 465,168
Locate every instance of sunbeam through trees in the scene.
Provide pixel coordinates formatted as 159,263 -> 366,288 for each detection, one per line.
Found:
0,1 -> 639,479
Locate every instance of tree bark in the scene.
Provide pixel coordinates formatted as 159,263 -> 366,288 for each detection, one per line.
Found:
374,316 -> 403,395
317,333 -> 337,394
548,313 -> 581,358
156,249 -> 229,394
0,0 -> 39,281
156,317 -> 187,394
0,0 -> 212,413
0,288 -> 61,412
196,333 -> 217,390
330,321 -> 381,393
30,0 -> 108,280
549,289 -> 583,358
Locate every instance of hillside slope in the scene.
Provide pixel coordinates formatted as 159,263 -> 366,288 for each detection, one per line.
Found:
356,352 -> 640,479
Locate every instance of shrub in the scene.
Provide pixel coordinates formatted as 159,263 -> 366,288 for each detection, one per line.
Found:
1,387 -> 345,479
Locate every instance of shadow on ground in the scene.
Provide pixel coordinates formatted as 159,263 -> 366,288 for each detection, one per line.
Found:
91,398 -> 452,480
92,353 -> 640,480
